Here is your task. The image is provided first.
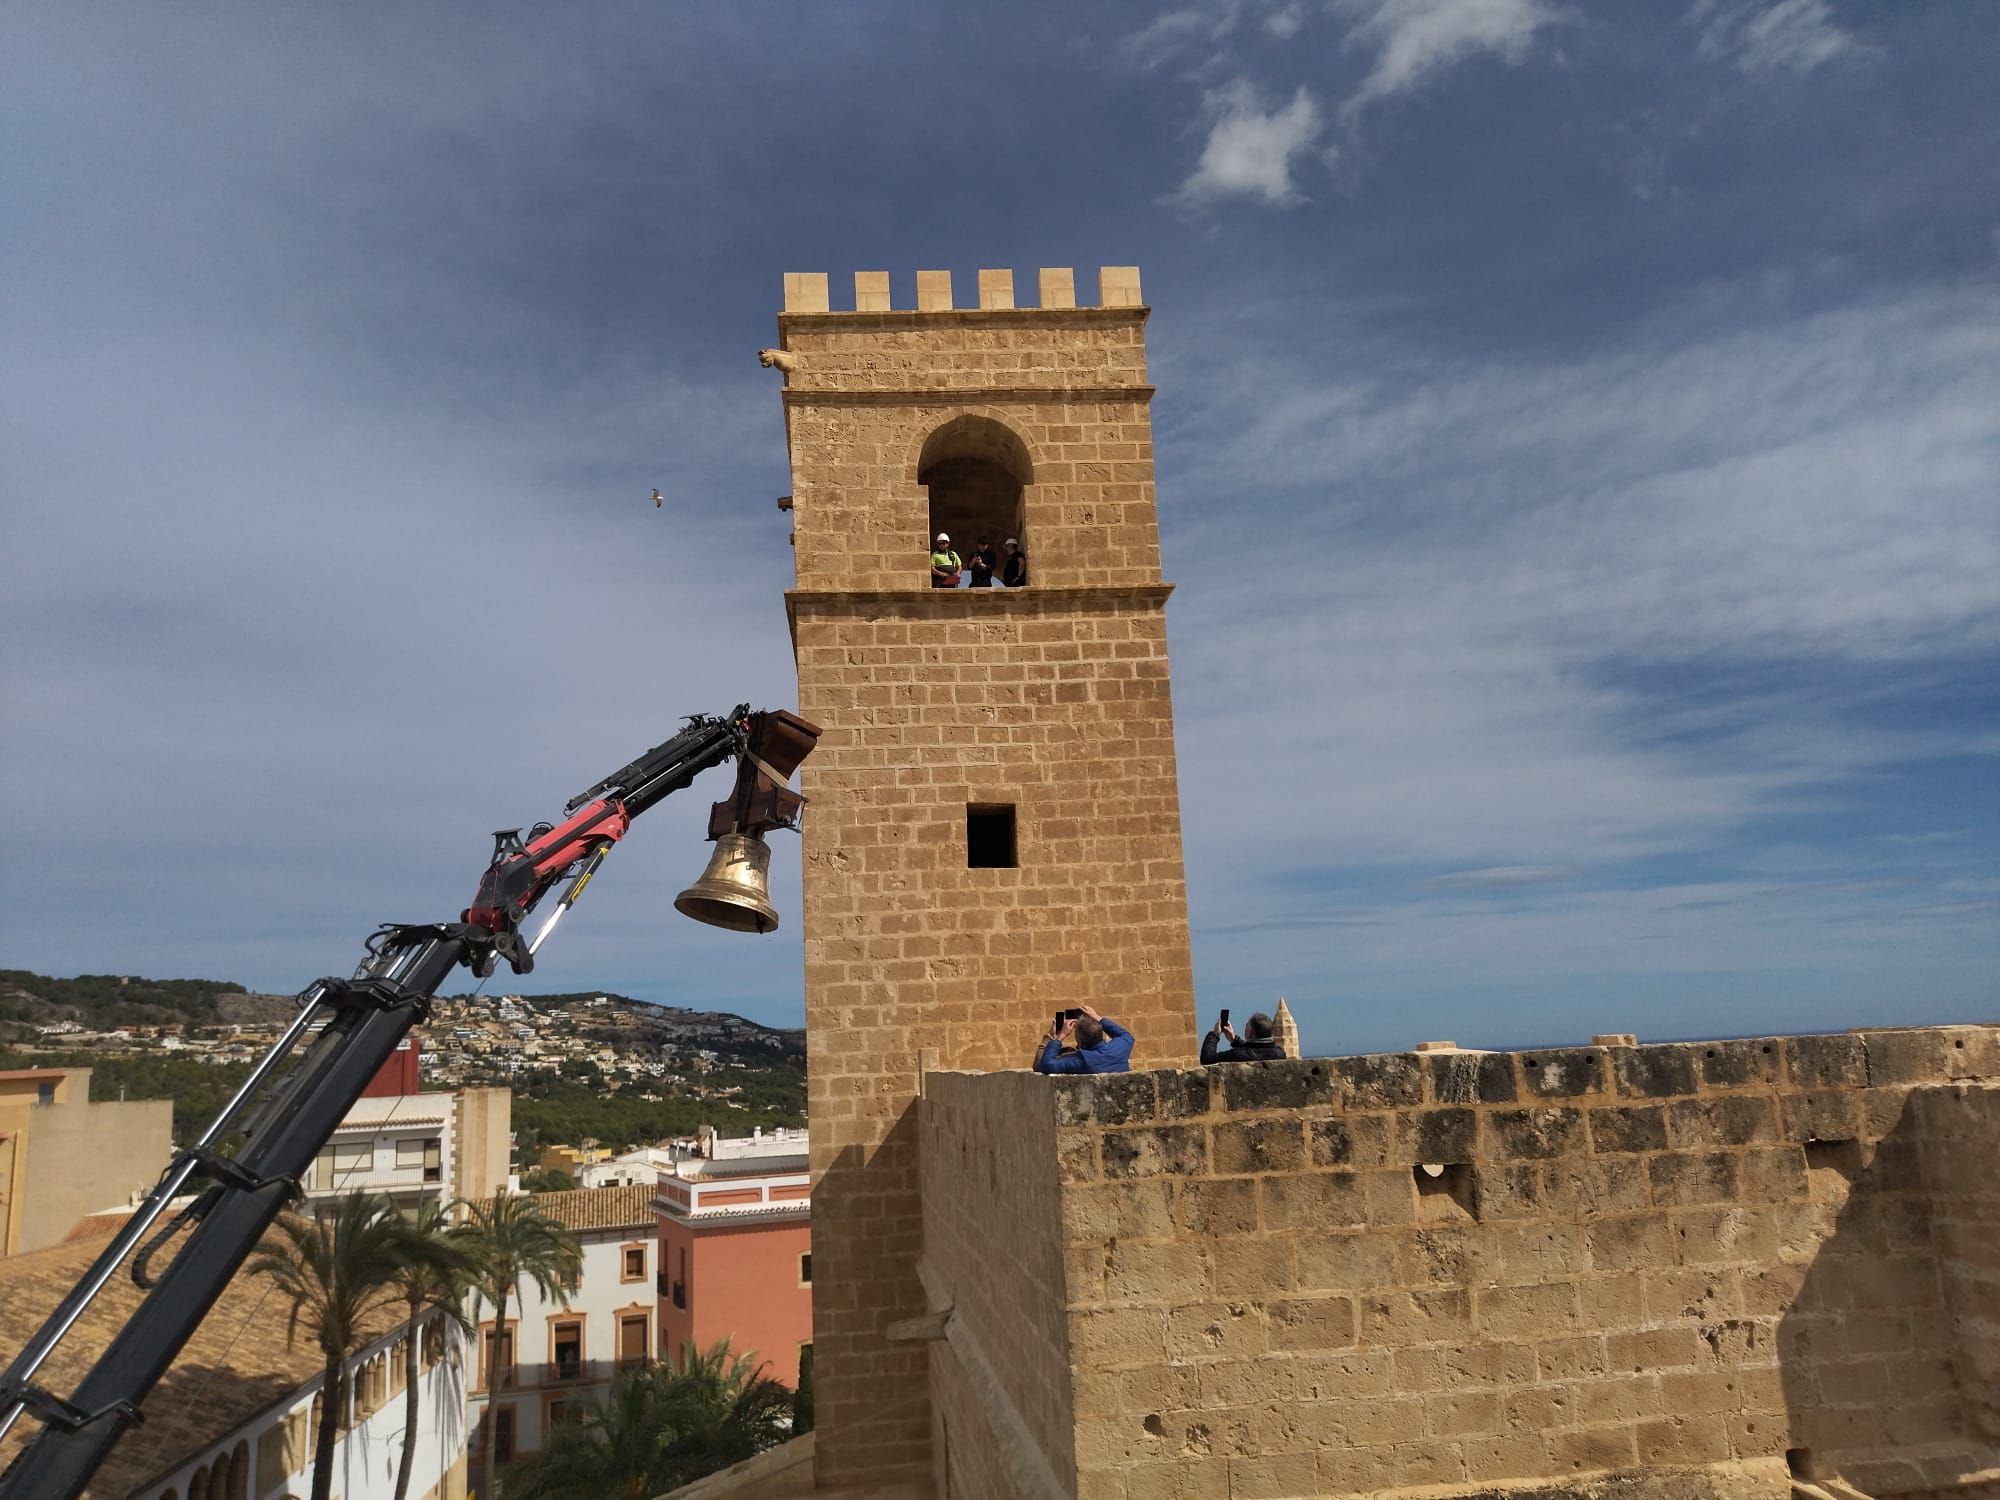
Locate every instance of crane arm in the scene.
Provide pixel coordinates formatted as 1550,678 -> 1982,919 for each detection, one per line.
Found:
0,706 -> 818,1500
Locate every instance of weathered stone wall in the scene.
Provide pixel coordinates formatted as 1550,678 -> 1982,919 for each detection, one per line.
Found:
915,1023 -> 1999,1500
1911,1082 -> 2000,1453
919,1068 -> 1076,1500
781,267 -> 1199,1490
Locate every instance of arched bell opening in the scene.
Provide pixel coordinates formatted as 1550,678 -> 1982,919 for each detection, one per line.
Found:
918,415 -> 1032,588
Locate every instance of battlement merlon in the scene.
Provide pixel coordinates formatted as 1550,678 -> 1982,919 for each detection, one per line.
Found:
780,266 -> 1144,315
773,267 -> 1153,398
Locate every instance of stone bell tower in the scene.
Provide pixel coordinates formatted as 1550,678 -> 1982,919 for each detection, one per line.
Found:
776,266 -> 1199,1489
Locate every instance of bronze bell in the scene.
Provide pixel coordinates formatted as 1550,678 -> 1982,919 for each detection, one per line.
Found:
674,831 -> 780,933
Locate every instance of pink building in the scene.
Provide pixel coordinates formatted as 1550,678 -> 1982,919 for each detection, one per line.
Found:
656,1128 -> 813,1386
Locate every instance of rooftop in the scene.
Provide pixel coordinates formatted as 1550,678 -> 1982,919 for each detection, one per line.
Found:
531,1183 -> 656,1232
0,1231 -> 403,1497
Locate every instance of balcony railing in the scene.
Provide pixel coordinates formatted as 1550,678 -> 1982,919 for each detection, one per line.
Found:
536,1358 -> 614,1387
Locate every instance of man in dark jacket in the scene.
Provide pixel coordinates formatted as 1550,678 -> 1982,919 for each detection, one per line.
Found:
1201,1011 -> 1285,1064
1001,536 -> 1027,587
1033,1005 -> 1134,1074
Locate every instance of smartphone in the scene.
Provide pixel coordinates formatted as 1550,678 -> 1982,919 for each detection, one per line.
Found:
1062,1008 -> 1083,1023
1219,1008 -> 1231,1028
1052,1010 -> 1064,1032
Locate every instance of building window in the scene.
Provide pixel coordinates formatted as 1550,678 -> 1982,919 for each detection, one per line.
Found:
36,1082 -> 55,1106
966,805 -> 1017,868
491,1403 -> 515,1464
798,1252 -> 812,1286
622,1244 -> 646,1283
618,1314 -> 649,1368
482,1326 -> 514,1390
312,1141 -> 375,1188
547,1397 -> 576,1429
552,1320 -> 582,1381
395,1137 -> 425,1169
423,1138 -> 442,1183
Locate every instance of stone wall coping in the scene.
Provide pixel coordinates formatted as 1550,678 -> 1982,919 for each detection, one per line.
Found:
787,583 -> 1174,610
781,384 -> 1156,407
924,1022 -> 2000,1128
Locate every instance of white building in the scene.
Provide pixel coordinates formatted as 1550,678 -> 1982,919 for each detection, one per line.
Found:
135,1317 -> 472,1500
576,1145 -> 681,1189
0,1234 -> 472,1500
702,1124 -> 808,1161
466,1185 -> 659,1478
301,1085 -> 512,1214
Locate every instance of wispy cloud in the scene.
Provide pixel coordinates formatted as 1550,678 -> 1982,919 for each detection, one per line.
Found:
1334,0 -> 1569,114
1691,0 -> 1860,74
1169,79 -> 1327,207
1430,866 -> 1578,887
1120,4 -> 1244,71
1266,4 -> 1307,39
1163,283 -> 2000,1039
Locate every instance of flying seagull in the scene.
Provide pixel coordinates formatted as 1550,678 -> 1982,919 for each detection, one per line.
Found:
650,488 -> 663,507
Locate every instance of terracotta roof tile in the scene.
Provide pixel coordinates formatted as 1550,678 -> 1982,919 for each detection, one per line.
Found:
529,1184 -> 656,1232
0,1229 -> 405,1497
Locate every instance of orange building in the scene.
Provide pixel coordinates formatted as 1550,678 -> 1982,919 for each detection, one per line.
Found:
655,1128 -> 813,1386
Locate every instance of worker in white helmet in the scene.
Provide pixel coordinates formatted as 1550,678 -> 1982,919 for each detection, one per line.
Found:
929,531 -> 962,588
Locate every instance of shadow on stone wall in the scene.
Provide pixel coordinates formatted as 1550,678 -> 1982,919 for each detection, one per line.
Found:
1777,1089 -> 1997,1498
809,1111 -> 933,1489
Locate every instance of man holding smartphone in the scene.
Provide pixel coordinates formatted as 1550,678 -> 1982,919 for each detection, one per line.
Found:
1201,1009 -> 1285,1064
1032,1003 -> 1135,1074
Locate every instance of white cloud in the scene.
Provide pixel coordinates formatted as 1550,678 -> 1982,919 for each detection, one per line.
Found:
1430,866 -> 1577,886
1158,286 -> 2000,913
1119,3 -> 1243,70
1170,79 -> 1326,207
1335,0 -> 1568,112
1266,3 -> 1306,38
1692,0 -> 1859,74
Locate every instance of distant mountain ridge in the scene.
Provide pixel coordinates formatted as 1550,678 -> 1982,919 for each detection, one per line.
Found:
0,969 -> 800,1052
442,988 -> 804,1040
0,969 -> 256,1033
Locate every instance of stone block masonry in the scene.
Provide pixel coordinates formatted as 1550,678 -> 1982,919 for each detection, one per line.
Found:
779,267 -> 1200,1492
913,1024 -> 1999,1500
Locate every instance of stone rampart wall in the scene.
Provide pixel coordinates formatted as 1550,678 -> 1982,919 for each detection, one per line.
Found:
920,1068 -> 1078,1500
919,1023 -> 1999,1500
1911,1083 -> 2000,1453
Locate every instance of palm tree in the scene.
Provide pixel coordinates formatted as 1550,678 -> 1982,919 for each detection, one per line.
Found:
791,1343 -> 813,1436
502,1341 -> 794,1500
652,1340 -> 795,1481
502,1365 -> 680,1500
462,1192 -> 582,1498
390,1199 -> 481,1500
249,1193 -> 411,1500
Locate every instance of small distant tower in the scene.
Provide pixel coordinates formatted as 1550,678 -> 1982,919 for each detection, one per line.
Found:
1274,996 -> 1301,1058
775,266 -> 1200,1489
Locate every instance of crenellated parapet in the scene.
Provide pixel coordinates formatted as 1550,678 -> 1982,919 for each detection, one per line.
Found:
782,265 -> 1142,315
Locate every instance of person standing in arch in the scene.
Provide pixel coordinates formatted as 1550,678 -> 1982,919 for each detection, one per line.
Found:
968,535 -> 998,589
929,532 -> 961,588
1001,536 -> 1027,587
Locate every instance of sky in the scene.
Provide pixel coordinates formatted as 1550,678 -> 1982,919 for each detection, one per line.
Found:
2,3 -> 1995,1057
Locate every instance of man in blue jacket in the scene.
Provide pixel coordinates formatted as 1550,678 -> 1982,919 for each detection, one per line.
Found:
1033,1004 -> 1134,1074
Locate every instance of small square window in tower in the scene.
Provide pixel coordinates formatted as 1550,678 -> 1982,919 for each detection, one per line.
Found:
967,805 -> 1017,868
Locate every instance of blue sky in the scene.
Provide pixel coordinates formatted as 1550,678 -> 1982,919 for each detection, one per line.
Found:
3,3 -> 1994,1056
